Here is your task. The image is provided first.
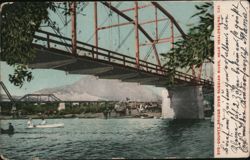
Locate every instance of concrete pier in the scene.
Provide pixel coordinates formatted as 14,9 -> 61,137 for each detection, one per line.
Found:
168,86 -> 204,119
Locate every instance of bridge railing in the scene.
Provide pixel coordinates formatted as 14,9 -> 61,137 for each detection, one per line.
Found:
33,30 -> 165,73
34,30 -> 158,70
33,30 -> 213,86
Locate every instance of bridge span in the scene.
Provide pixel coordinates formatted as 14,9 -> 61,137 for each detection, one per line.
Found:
30,30 -> 213,88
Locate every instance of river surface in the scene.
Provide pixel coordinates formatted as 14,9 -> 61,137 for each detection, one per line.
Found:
0,118 -> 213,159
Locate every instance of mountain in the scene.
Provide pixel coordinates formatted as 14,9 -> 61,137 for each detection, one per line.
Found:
51,91 -> 105,101
36,76 -> 162,101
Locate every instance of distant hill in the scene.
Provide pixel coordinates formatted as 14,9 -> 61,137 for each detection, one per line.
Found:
36,76 -> 162,101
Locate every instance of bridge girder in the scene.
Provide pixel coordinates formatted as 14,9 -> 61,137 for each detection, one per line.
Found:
30,43 -> 213,88
141,80 -> 167,86
123,77 -> 160,83
99,73 -> 139,80
69,66 -> 113,75
28,59 -> 77,69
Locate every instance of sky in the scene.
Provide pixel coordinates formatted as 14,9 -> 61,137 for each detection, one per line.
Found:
0,1 -> 211,96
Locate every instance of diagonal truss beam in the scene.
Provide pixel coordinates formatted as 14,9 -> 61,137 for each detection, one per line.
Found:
151,2 -> 187,39
101,2 -> 161,67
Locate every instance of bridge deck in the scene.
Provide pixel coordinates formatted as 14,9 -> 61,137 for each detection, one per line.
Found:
29,30 -> 213,88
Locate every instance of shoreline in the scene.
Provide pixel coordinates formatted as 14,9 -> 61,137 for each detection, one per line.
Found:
0,112 -> 162,120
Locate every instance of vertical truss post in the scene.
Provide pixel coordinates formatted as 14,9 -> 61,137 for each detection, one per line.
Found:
170,20 -> 174,49
192,65 -> 196,77
153,7 -> 161,71
71,2 -> 77,55
134,1 -> 140,69
197,64 -> 203,80
94,1 -> 98,58
155,6 -> 158,40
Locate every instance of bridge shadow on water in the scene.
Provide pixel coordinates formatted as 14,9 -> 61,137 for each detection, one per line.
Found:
157,119 -> 213,158
160,119 -> 210,138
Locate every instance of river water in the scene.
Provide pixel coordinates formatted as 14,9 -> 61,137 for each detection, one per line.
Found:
0,118 -> 213,159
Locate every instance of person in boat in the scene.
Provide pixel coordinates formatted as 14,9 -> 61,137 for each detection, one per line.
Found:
27,118 -> 33,127
8,123 -> 14,133
40,117 -> 47,125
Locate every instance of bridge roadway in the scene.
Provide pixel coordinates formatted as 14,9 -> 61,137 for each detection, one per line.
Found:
29,30 -> 213,88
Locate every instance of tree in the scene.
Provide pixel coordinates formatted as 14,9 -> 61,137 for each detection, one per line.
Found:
1,2 -> 55,87
1,2 -> 88,87
161,2 -> 214,85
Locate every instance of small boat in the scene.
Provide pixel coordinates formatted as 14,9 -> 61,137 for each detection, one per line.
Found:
27,123 -> 64,129
140,115 -> 154,119
210,114 -> 214,126
1,128 -> 14,134
1,154 -> 9,160
204,117 -> 211,120
211,115 -> 214,123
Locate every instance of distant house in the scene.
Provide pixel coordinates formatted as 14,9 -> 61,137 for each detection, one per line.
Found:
72,102 -> 79,106
58,103 -> 66,111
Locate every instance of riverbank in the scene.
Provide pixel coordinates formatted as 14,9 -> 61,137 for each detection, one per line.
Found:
0,112 -> 162,120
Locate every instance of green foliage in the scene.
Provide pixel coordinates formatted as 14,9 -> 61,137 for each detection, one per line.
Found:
161,2 -> 214,85
0,102 -> 58,115
1,2 -> 55,87
8,65 -> 33,87
1,2 -> 89,87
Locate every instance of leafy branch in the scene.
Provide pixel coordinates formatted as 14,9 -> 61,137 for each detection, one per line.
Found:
0,2 -> 88,87
161,2 -> 214,85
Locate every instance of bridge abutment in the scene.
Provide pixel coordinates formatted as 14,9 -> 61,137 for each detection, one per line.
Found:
168,86 -> 204,119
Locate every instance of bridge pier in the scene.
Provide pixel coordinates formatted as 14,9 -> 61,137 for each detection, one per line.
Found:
167,86 -> 204,119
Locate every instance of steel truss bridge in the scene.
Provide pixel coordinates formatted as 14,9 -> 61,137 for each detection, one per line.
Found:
1,2 -> 213,104
28,1 -> 213,89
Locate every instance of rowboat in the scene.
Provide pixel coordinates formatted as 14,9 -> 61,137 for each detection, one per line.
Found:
210,114 -> 214,126
211,115 -> 214,123
1,128 -> 14,134
27,123 -> 64,129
